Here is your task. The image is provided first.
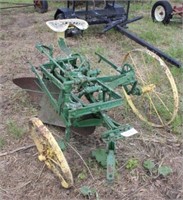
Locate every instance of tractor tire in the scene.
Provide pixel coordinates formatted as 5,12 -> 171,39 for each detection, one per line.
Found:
34,0 -> 48,13
151,1 -> 172,24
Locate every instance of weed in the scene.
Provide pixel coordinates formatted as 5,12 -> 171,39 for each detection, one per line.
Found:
91,148 -> 107,168
6,120 -> 26,139
143,159 -> 172,177
125,158 -> 139,170
171,114 -> 183,134
80,186 -> 98,199
143,160 -> 155,171
77,170 -> 87,180
158,166 -> 172,177
0,137 -> 5,149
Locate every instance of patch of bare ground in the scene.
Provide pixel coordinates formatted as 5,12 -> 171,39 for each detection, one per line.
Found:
0,3 -> 182,200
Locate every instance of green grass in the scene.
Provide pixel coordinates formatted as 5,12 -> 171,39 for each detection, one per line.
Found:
171,115 -> 183,134
6,120 -> 26,139
0,138 -> 5,149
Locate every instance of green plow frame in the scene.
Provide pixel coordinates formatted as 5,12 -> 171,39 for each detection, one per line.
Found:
30,38 -> 141,181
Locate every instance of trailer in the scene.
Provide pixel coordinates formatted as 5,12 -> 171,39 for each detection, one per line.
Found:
151,1 -> 183,24
54,0 -> 182,68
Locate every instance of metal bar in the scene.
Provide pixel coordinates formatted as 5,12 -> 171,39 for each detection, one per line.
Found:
95,52 -> 120,72
69,99 -> 122,118
31,65 -> 59,111
126,1 -> 131,20
116,25 -> 182,68
40,65 -> 64,89
102,16 -> 143,33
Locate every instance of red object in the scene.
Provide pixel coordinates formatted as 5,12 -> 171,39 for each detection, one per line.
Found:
173,4 -> 183,17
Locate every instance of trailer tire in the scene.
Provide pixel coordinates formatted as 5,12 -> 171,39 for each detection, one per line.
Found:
34,0 -> 48,13
151,1 -> 172,24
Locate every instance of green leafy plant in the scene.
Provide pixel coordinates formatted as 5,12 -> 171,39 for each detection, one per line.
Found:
80,186 -> 99,199
143,159 -> 172,177
125,158 -> 139,170
91,148 -> 107,168
143,160 -> 155,171
158,166 -> 172,177
78,170 -> 87,180
6,120 -> 25,139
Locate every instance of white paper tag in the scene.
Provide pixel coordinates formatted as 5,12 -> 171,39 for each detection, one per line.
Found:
121,128 -> 138,137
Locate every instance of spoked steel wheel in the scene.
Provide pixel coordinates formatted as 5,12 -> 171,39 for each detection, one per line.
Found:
151,1 -> 172,24
121,49 -> 179,127
29,117 -> 73,188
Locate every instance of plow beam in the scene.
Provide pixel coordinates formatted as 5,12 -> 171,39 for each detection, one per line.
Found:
116,25 -> 182,68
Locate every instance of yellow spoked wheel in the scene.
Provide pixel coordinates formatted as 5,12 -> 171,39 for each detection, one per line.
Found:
29,117 -> 73,188
121,49 -> 179,127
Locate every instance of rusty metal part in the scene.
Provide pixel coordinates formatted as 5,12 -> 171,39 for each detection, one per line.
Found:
173,4 -> 183,17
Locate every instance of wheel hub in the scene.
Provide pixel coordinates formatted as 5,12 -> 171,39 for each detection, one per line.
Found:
155,6 -> 166,21
142,84 -> 156,94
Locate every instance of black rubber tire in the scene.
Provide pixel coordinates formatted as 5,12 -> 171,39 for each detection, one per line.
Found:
151,1 -> 172,24
55,12 -> 65,20
34,0 -> 48,13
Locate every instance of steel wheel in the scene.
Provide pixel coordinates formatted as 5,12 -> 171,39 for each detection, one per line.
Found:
121,49 -> 179,127
151,1 -> 172,24
29,117 -> 73,188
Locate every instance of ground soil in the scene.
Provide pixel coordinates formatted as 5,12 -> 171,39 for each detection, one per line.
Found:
0,3 -> 183,200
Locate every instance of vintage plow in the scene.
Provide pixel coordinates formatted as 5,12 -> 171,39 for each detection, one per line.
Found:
13,19 -> 179,188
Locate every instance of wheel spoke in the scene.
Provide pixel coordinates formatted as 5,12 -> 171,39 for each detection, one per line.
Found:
122,49 -> 178,127
153,91 -> 173,115
147,93 -> 164,125
129,53 -> 147,85
140,51 -> 151,83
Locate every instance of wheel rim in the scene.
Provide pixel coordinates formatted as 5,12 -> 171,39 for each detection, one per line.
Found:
121,49 -> 179,127
29,117 -> 73,188
154,5 -> 166,22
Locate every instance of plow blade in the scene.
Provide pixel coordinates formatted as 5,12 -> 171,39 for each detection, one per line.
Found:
39,95 -> 65,127
39,96 -> 96,135
13,77 -> 43,103
13,77 -> 96,134
13,77 -> 65,127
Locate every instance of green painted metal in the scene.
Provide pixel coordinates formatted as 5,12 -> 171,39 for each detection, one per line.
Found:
107,141 -> 116,181
30,38 -> 141,181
